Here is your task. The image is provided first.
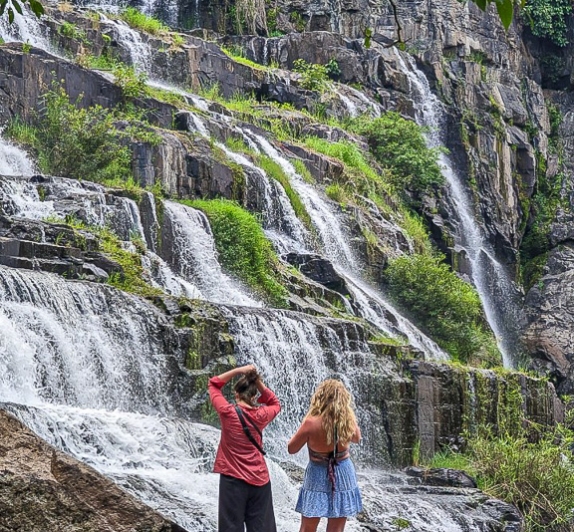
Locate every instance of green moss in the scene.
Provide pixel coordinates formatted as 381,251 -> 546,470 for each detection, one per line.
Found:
181,199 -> 288,307
120,7 -> 170,35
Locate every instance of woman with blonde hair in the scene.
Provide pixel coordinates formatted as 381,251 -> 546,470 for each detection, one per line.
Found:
288,379 -> 362,532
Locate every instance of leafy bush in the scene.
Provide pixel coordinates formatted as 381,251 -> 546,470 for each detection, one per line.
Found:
112,63 -> 148,99
430,427 -> 574,532
522,0 -> 572,47
293,59 -> 330,92
385,253 -> 499,363
350,113 -> 444,197
58,21 -> 88,43
5,87 -> 158,185
183,199 -> 288,306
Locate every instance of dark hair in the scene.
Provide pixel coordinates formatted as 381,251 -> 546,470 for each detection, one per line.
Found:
234,369 -> 260,406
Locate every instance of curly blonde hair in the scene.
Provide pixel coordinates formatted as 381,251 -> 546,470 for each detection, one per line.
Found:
306,379 -> 357,445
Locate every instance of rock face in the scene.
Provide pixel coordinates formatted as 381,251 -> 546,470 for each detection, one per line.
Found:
0,410 -> 187,532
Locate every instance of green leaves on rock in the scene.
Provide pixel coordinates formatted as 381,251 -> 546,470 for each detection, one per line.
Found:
0,0 -> 44,24
182,199 -> 289,307
385,253 -> 501,364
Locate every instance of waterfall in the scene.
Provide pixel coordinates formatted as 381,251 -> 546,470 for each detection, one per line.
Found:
0,11 -> 516,530
0,3 -> 49,50
184,112 -> 311,253
100,14 -> 153,73
395,51 -> 521,367
244,131 -> 448,360
0,267 -> 179,412
0,266 -> 356,531
162,200 -> 262,306
0,136 -> 36,176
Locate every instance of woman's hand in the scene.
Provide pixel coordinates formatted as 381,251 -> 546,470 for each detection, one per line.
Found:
240,364 -> 257,374
213,364 -> 258,385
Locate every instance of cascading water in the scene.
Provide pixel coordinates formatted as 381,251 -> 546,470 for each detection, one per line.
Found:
395,51 -> 521,367
0,9 -> 517,530
244,131 -> 448,360
100,13 -> 153,73
162,200 -> 261,306
0,3 -> 49,50
0,136 -> 36,176
184,112 -> 311,253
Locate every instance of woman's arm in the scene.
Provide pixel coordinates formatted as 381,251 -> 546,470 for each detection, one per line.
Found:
287,418 -> 309,454
208,364 -> 257,413
217,364 -> 256,385
351,422 -> 361,444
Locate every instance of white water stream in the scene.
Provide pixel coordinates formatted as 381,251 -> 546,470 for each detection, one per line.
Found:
394,51 -> 521,367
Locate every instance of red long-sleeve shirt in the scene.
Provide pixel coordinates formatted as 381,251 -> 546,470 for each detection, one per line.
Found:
208,376 -> 281,486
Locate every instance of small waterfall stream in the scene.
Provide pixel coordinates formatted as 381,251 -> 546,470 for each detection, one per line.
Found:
162,200 -> 261,306
0,3 -> 49,50
395,52 -> 521,367
0,137 -> 36,176
244,131 -> 448,360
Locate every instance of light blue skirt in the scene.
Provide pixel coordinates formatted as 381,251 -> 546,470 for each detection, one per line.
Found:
295,458 -> 363,518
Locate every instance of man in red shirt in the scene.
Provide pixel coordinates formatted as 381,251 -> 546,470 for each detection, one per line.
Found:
208,363 -> 281,532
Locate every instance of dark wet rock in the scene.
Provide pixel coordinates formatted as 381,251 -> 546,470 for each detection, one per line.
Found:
404,466 -> 477,488
285,252 -> 350,295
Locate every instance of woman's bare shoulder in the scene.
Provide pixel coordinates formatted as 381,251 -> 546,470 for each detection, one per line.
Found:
302,415 -> 323,430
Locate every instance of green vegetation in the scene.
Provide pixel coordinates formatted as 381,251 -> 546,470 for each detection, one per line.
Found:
221,45 -> 267,71
224,136 -> 312,229
523,0 -> 572,47
5,86 -> 160,186
256,154 -> 313,229
58,21 -> 88,42
385,253 -> 500,364
350,112 -> 444,198
120,7 -> 169,35
181,199 -> 288,306
391,518 -> 411,530
301,135 -> 431,252
520,109 -> 564,290
112,63 -> 148,99
292,59 -> 331,92
47,215 -> 163,299
427,425 -> 574,532
1,0 -> 44,25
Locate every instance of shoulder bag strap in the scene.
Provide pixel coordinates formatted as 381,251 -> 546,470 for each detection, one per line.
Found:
234,405 -> 266,456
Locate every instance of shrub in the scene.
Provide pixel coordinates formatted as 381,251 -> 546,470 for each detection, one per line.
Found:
58,21 -> 88,43
430,426 -> 574,532
5,87 -> 158,186
385,253 -> 499,363
183,199 -> 288,306
522,0 -> 572,47
112,63 -> 148,99
350,113 -> 444,198
292,59 -> 330,92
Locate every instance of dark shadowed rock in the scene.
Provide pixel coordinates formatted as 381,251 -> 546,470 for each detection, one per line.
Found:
404,466 -> 477,488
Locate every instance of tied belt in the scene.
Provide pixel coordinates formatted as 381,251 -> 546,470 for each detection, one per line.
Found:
308,447 -> 349,495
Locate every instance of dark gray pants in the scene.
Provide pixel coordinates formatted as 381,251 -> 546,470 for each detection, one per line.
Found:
218,474 -> 277,532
